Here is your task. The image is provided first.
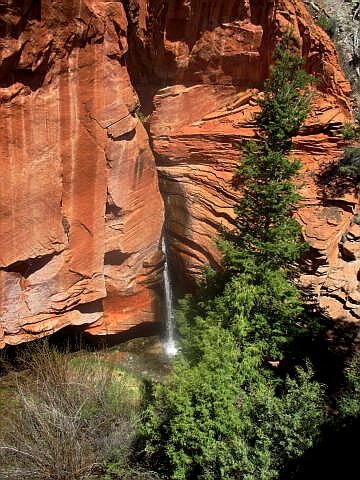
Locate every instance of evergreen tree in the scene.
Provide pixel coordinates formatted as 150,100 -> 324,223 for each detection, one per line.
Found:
220,34 -> 313,274
144,34 -> 325,479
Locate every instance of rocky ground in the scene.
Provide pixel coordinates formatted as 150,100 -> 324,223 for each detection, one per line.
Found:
97,336 -> 172,383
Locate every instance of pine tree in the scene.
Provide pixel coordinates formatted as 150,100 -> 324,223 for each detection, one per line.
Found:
143,34 -> 325,479
220,33 -> 313,275
214,33 -> 315,358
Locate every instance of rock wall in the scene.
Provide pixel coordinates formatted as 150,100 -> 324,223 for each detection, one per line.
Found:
0,0 -> 359,347
0,0 -> 164,348
127,0 -> 359,322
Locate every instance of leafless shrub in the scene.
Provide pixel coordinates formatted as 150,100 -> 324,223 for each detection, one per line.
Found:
0,342 -> 140,480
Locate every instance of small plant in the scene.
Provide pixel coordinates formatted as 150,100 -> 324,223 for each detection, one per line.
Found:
61,214 -> 70,236
341,121 -> 360,141
352,213 -> 360,225
317,14 -> 337,38
340,147 -> 360,180
135,106 -> 146,124
338,353 -> 360,418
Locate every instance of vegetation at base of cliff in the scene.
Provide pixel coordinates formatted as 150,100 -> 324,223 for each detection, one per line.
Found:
141,34 -> 360,479
3,32 -> 360,480
142,34 -> 332,480
341,120 -> 360,140
340,146 -> 360,180
0,342 -> 144,480
338,118 -> 360,183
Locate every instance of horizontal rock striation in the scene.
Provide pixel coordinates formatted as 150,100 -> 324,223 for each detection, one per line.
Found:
127,0 -> 359,323
0,0 -> 164,348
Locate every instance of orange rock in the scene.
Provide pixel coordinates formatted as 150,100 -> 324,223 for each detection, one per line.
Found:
0,0 -> 164,346
138,0 -> 358,322
1,0 -> 359,347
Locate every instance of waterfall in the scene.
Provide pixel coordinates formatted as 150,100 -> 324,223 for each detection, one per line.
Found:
161,236 -> 178,357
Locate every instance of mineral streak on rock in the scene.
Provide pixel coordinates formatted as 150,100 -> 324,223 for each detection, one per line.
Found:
0,0 -> 164,348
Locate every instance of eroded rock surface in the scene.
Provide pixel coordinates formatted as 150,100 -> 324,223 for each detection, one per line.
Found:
1,0 -> 359,348
127,0 -> 359,323
0,0 -> 164,347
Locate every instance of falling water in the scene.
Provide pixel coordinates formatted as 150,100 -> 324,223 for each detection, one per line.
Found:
161,236 -> 178,357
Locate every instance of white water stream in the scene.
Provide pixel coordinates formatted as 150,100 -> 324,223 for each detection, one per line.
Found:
161,236 -> 178,357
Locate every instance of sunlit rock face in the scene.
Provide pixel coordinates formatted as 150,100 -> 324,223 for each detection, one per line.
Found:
127,0 -> 358,323
0,0 -> 358,348
0,0 -> 164,348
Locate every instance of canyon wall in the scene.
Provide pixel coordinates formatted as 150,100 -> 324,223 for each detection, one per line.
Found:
0,0 -> 358,347
0,0 -> 164,348
127,0 -> 359,323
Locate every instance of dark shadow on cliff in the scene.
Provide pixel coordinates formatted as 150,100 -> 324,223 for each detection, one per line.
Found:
123,0 -> 275,114
47,319 -> 161,351
1,320 -> 161,373
316,157 -> 358,199
280,314 -> 360,480
285,304 -> 360,392
0,0 -> 41,39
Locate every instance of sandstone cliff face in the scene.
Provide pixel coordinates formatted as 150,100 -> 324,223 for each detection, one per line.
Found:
0,0 -> 164,348
0,0 -> 358,348
127,0 -> 359,323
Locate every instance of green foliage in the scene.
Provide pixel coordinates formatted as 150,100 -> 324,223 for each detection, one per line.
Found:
145,333 -> 325,480
341,121 -> 359,140
223,34 -> 313,274
234,364 -> 326,480
144,326 -> 242,480
256,36 -> 313,154
178,272 -> 303,362
338,353 -> 360,418
340,147 -> 360,180
135,106 -> 146,124
217,33 -> 314,359
317,14 -> 337,38
143,34 -> 325,480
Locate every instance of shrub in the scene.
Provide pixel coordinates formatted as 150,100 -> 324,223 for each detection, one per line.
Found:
235,364 -> 326,480
144,333 -> 325,480
340,146 -> 360,180
317,14 -> 337,38
144,324 -> 243,480
0,342 -> 140,480
341,121 -> 359,140
135,107 -> 146,124
338,353 -> 360,418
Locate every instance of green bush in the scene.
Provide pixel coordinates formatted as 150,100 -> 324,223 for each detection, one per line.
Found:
235,364 -> 326,480
144,325 -> 243,480
338,353 -> 360,418
341,121 -> 359,140
340,147 -> 360,180
135,107 -> 146,124
317,14 -> 337,38
144,330 -> 325,480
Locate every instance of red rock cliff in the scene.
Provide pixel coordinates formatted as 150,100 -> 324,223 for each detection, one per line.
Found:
127,0 -> 358,323
0,0 -> 358,348
0,0 -> 164,348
